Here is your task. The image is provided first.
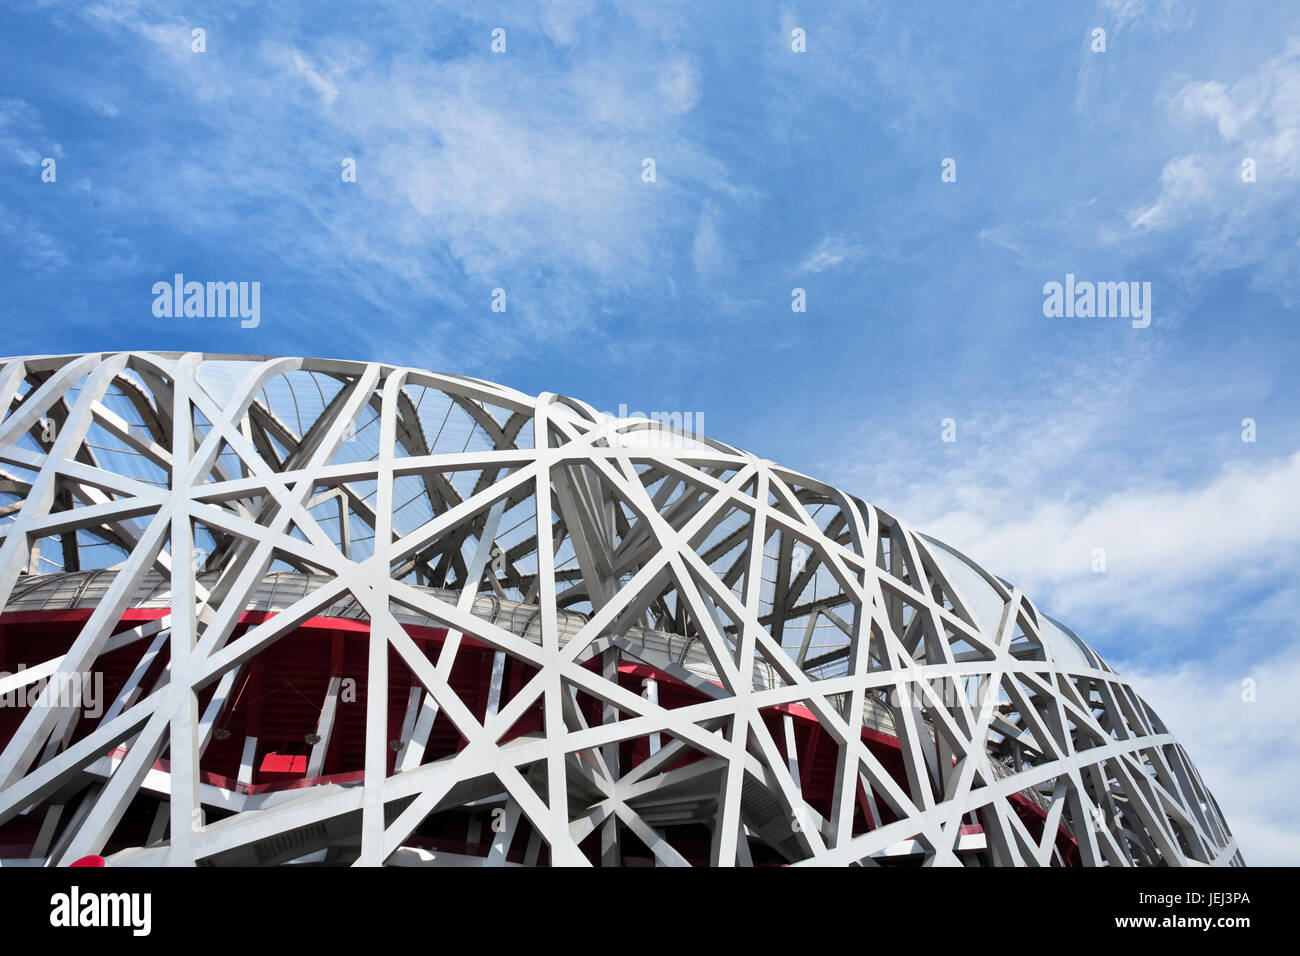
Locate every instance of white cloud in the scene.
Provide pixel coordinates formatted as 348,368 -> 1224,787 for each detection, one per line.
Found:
921,451 -> 1300,628
657,55 -> 701,115
285,48 -> 340,106
692,209 -> 724,277
539,1 -> 599,47
820,347 -> 1298,644
1128,154 -> 1212,229
0,96 -> 45,167
85,94 -> 120,118
1103,0 -> 1197,34
797,234 -> 867,274
1130,39 -> 1300,225
1118,639 -> 1300,865
37,1 -> 745,364
0,207 -> 68,271
976,226 -> 1024,256
1176,79 -> 1253,140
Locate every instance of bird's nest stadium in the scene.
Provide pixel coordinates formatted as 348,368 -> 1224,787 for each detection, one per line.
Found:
0,352 -> 1240,867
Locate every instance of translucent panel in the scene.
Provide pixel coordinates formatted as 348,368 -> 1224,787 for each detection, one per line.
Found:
1038,614 -> 1094,671
196,360 -> 256,409
922,537 -> 1007,636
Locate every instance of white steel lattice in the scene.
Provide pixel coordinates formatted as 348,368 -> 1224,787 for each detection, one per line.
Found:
0,352 -> 1241,866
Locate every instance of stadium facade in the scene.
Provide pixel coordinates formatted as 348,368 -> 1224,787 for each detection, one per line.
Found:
0,352 -> 1241,866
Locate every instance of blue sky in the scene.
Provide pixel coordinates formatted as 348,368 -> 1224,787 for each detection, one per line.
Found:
2,0 -> 1298,863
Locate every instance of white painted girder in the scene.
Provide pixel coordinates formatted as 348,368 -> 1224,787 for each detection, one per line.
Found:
0,352 -> 1242,867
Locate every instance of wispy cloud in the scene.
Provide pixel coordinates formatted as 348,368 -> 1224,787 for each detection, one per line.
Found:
0,207 -> 68,271
922,450 -> 1300,633
796,234 -> 867,274
1118,634 -> 1300,866
691,208 -> 726,277
0,96 -> 50,167
17,1 -> 746,367
819,343 -> 1297,659
1128,154 -> 1213,229
1103,0 -> 1197,33
1127,36 -> 1300,303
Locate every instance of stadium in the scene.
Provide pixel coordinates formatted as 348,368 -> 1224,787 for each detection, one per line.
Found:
0,352 -> 1241,866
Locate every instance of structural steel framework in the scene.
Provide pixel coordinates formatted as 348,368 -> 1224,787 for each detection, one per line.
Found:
0,352 -> 1240,866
